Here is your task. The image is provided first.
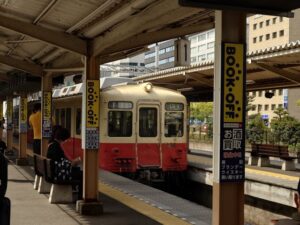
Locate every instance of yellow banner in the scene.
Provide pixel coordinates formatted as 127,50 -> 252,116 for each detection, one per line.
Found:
223,43 -> 244,123
20,97 -> 27,124
86,80 -> 100,128
43,92 -> 52,120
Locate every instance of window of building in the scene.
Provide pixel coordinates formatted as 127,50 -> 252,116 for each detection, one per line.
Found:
280,17 -> 283,22
165,46 -> 174,52
198,34 -> 206,41
266,20 -> 270,26
273,17 -> 277,24
259,22 -> 263,28
145,62 -> 155,68
145,52 -> 155,59
252,91 -> 256,97
266,34 -> 270,40
159,48 -> 166,54
259,35 -> 263,42
207,30 -> 215,39
278,104 -> 283,108
253,23 -> 257,30
258,104 -> 262,112
191,57 -> 197,63
279,30 -> 284,37
272,90 -> 276,95
108,111 -> 132,137
264,105 -> 269,111
198,54 -> 206,61
191,47 -> 197,55
139,108 -> 157,137
258,91 -> 263,97
198,44 -> 206,51
253,37 -> 257,43
252,105 -> 257,111
207,42 -> 214,49
158,57 -> 174,65
278,89 -> 283,96
271,104 -> 276,110
190,36 -> 197,43
207,52 -> 214,60
272,32 -> 277,38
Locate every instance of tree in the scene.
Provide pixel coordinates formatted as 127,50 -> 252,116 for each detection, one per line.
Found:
247,113 -> 266,144
190,102 -> 213,122
270,107 -> 289,144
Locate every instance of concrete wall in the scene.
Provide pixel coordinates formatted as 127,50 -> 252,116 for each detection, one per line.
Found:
288,88 -> 300,120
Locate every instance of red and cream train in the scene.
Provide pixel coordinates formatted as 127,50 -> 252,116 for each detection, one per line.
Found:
17,78 -> 188,180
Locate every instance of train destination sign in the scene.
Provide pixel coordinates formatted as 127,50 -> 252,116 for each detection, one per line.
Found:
220,43 -> 245,183
42,91 -> 52,138
85,80 -> 100,150
19,97 -> 27,133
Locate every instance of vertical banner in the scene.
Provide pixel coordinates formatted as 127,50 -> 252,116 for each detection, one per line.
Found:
42,91 -> 52,138
6,99 -> 13,130
19,97 -> 27,133
85,80 -> 100,150
220,43 -> 246,183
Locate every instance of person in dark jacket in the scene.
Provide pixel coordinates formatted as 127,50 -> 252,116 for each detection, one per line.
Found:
274,180 -> 300,225
46,126 -> 82,199
0,152 -> 7,200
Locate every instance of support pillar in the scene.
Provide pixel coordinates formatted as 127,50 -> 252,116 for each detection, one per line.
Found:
6,96 -> 13,152
16,93 -> 29,166
213,11 -> 246,225
41,73 -> 52,156
76,56 -> 103,215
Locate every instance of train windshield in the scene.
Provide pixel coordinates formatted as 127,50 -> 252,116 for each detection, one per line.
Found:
164,112 -> 184,137
108,111 -> 132,137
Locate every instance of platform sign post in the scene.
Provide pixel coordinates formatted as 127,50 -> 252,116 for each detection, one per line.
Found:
6,97 -> 13,151
19,96 -> 27,133
212,10 -> 246,225
42,91 -> 52,138
219,43 -> 245,182
85,80 -> 100,150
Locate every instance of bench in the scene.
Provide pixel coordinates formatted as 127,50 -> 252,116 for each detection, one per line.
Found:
248,144 -> 296,170
44,158 -> 81,204
33,154 -> 51,193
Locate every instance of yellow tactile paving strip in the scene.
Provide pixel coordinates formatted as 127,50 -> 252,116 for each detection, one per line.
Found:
99,181 -> 191,225
246,168 -> 299,181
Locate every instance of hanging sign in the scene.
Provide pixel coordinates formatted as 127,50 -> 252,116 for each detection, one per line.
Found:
42,91 -> 52,138
220,43 -> 246,183
85,80 -> 100,150
19,97 -> 27,133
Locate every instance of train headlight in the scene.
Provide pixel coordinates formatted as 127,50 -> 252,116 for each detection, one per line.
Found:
145,83 -> 153,92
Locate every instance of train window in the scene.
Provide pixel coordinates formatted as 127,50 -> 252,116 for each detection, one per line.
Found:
108,101 -> 133,109
139,108 -> 157,137
165,112 -> 184,137
66,108 -> 71,132
165,103 -> 184,111
76,108 -> 81,135
108,111 -> 132,137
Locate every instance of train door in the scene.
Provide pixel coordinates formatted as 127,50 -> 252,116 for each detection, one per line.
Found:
136,103 -> 161,169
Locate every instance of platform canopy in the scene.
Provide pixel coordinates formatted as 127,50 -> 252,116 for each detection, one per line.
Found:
0,0 -> 300,97
134,41 -> 300,101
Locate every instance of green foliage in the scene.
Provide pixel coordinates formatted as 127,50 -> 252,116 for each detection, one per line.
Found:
190,102 -> 213,122
247,113 -> 266,144
270,107 -> 300,147
246,94 -> 255,112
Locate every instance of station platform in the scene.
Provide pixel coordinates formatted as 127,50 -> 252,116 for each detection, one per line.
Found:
5,156 -> 211,225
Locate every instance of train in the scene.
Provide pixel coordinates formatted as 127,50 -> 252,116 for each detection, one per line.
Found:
13,78 -> 188,181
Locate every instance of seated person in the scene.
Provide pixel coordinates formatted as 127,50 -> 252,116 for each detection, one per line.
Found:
0,138 -> 7,155
47,127 -> 82,199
